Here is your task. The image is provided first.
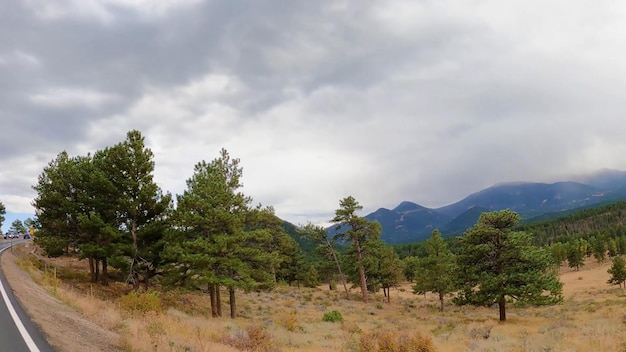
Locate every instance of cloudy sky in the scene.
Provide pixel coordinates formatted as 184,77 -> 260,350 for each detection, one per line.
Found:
2,0 -> 626,231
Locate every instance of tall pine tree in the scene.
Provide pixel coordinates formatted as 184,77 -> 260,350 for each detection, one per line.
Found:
162,149 -> 273,318
455,210 -> 563,321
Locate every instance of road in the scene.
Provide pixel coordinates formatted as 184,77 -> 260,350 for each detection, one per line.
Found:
0,239 -> 53,352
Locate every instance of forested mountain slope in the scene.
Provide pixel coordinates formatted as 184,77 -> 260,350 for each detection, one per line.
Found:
517,201 -> 626,245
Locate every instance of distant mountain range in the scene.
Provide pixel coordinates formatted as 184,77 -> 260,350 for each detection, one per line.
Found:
357,169 -> 626,244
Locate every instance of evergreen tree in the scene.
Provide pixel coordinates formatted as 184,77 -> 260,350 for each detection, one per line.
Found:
9,219 -> 27,234
608,256 -> 626,288
100,130 -> 172,289
162,149 -> 273,319
412,230 -> 457,312
349,238 -> 403,302
608,238 -> 618,257
550,242 -> 568,267
402,256 -> 420,283
0,200 -> 5,230
567,239 -> 585,271
455,210 -> 563,321
332,196 -> 382,303
32,152 -> 84,257
590,236 -> 606,263
300,223 -> 349,298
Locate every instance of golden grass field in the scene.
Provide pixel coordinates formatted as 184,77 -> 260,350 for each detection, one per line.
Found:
10,244 -> 626,352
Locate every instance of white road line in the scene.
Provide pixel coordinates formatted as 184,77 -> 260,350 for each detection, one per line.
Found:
0,245 -> 41,352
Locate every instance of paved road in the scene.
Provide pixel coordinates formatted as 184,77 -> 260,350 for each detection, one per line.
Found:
0,240 -> 53,352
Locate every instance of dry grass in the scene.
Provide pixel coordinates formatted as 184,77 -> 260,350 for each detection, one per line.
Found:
12,246 -> 626,352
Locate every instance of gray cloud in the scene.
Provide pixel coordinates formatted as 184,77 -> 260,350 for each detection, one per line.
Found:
2,0 -> 626,230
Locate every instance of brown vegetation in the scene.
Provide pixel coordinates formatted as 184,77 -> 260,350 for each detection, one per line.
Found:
4,243 -> 626,352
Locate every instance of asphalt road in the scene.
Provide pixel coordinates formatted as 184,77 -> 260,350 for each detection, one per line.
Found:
0,239 -> 53,352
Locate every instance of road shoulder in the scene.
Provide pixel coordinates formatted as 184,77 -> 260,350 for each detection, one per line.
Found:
1,243 -> 124,352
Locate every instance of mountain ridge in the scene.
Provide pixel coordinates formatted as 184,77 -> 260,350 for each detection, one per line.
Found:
359,169 -> 626,244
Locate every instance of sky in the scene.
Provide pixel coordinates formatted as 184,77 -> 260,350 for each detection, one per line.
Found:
2,0 -> 626,232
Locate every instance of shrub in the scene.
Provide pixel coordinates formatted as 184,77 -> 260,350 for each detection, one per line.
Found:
322,310 -> 344,323
117,290 -> 162,316
280,311 -> 301,332
221,324 -> 280,352
359,331 -> 436,352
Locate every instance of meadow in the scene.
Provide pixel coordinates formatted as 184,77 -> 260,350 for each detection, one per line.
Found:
9,244 -> 626,352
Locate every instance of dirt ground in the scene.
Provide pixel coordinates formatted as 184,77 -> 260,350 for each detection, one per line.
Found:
0,244 -> 122,352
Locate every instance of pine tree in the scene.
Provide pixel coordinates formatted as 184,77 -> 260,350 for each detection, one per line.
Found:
162,149 -> 273,318
332,196 -> 382,303
567,239 -> 585,271
300,223 -> 348,296
608,256 -> 626,288
0,200 -> 5,230
455,210 -> 563,321
99,130 -> 172,289
402,256 -> 420,283
412,230 -> 457,312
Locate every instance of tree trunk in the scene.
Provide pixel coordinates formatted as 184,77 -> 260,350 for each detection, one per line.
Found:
209,284 -> 218,317
355,239 -> 368,303
144,267 -> 150,290
216,287 -> 222,317
131,259 -> 139,291
101,257 -> 109,286
327,240 -> 349,300
95,258 -> 100,282
439,292 -> 444,312
88,257 -> 96,283
498,295 -> 506,321
131,220 -> 138,254
229,287 -> 236,319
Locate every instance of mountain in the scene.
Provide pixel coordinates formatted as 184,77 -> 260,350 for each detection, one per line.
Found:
357,169 -> 626,244
435,181 -> 602,218
365,202 -> 451,244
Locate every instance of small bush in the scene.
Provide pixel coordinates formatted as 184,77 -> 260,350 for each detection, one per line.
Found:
323,310 -> 344,323
221,324 -> 280,352
280,311 -> 301,332
359,331 -> 436,352
117,290 -> 162,316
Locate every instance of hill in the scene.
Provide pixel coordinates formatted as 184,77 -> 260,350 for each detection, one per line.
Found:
517,201 -> 626,245
355,169 -> 626,244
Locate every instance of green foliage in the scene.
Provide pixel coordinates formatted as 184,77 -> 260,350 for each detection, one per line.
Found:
300,223 -> 349,297
519,201 -> 626,246
161,149 -> 275,318
332,196 -> 382,302
322,310 -> 343,322
34,236 -> 67,258
608,256 -> 626,288
412,230 -> 457,311
9,219 -> 27,234
32,131 -> 170,286
117,290 -> 163,316
402,256 -> 420,282
566,239 -> 585,271
346,238 -> 404,300
455,210 -> 563,321
0,200 -> 5,229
